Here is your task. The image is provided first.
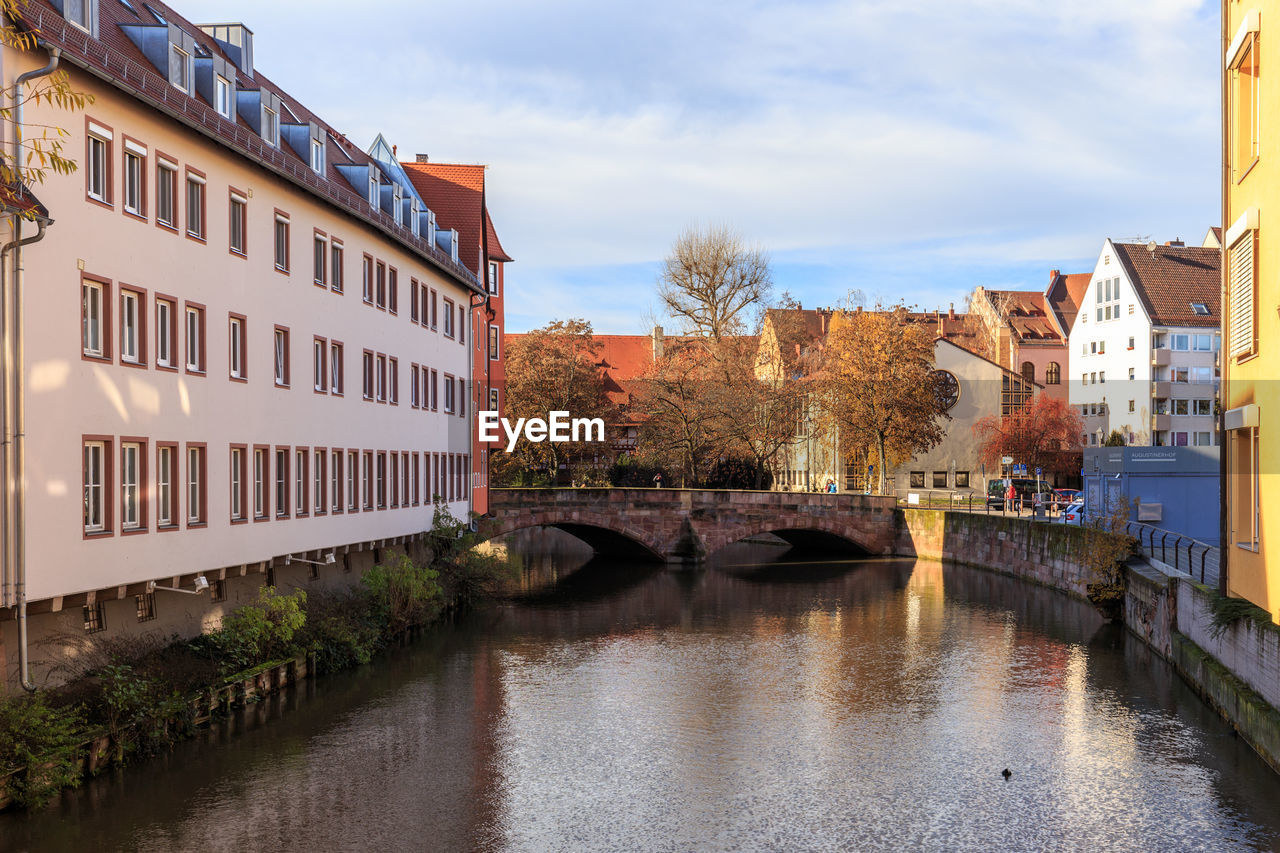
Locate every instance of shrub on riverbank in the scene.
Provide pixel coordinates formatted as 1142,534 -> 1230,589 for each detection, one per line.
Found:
0,694 -> 83,809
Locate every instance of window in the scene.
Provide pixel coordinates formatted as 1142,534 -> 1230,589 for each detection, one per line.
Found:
1193,334 -> 1214,351
376,452 -> 387,509
347,450 -> 358,512
310,138 -> 325,174
1020,361 -> 1034,384
488,261 -> 499,295
420,286 -> 430,327
1045,362 -> 1060,385
274,327 -> 290,387
1099,371 -> 1105,384
1192,303 -> 1211,317
1128,367 -> 1135,381
443,298 -> 455,337
410,280 -> 420,323
1173,399 -> 1189,416
375,261 -> 386,308
1194,399 -> 1213,416
261,106 -> 279,147
314,234 -> 327,286
388,268 -> 398,314
1127,336 -> 1135,350
186,444 -> 206,525
274,213 -> 290,272
362,350 -> 374,400
932,471 -> 947,488
185,172 -> 205,239
410,364 -> 420,408
909,471 -> 925,489
1192,366 -> 1214,384
170,44 -> 190,92
123,143 -> 144,216
362,255 -> 374,303
1128,400 -> 1135,413
156,159 -> 177,229
253,446 -> 268,519
314,337 -> 327,392
1090,372 -> 1096,384
211,579 -> 227,602
314,449 -> 326,514
362,451 -> 374,511
375,354 -> 387,402
121,441 -> 144,531
86,124 -> 111,203
489,388 -> 499,412
1232,20 -> 1260,178
215,75 -> 232,119
1172,367 -> 1190,383
184,303 -> 205,372
120,288 -> 144,365
412,453 -> 420,505
458,305 -> 465,344
430,289 -> 438,329
81,278 -> 109,359
389,358 -> 399,404
430,369 -> 439,410
275,448 -> 290,518
444,375 -> 455,413
229,315 -> 246,380
230,445 -> 246,522
1228,227 -> 1257,358
330,241 -> 344,292
458,377 -> 466,417
1194,431 -> 1214,447
331,449 -> 342,513
390,452 -> 399,507
489,324 -> 500,361
83,602 -> 106,633
156,297 -> 176,366
157,443 -> 177,527
229,191 -> 247,255
84,439 -> 109,534
1171,334 -> 1190,351
330,342 -> 344,394
65,0 -> 92,31
295,449 -> 308,516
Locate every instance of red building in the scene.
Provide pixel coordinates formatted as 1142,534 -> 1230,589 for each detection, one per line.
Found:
402,158 -> 512,515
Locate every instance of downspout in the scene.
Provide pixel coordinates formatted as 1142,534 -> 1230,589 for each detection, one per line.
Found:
1218,0 -> 1230,597
7,45 -> 61,691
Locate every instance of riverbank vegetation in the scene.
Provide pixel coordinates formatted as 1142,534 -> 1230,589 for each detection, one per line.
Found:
0,503 -> 515,810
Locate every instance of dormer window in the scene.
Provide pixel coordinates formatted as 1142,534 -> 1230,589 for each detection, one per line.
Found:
65,0 -> 94,32
215,75 -> 232,119
1191,302 -> 1210,316
410,199 -> 420,235
310,138 -> 325,174
368,172 -> 379,209
170,44 -> 191,93
392,185 -> 403,225
261,106 -> 278,147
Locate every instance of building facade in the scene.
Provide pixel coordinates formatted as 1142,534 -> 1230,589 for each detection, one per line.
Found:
968,282 -> 1071,404
1067,239 -> 1220,449
0,0 -> 484,689
1221,1 -> 1277,616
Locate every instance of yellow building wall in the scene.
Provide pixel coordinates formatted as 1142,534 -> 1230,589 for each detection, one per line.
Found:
1223,1 -> 1280,618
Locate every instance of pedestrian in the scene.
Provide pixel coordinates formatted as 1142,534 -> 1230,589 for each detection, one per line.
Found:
653,472 -> 664,489
827,479 -> 837,494
1005,480 -> 1016,513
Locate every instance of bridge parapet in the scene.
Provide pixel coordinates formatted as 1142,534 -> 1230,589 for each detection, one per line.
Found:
482,488 -> 899,562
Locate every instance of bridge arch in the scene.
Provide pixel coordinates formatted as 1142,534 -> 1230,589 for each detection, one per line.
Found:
479,511 -> 665,562
703,518 -> 879,559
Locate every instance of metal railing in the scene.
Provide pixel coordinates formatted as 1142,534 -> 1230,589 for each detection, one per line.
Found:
1123,521 -> 1219,587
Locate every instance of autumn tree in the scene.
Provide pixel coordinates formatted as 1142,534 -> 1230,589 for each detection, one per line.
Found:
632,340 -> 729,487
0,3 -> 94,194
496,319 -> 614,485
657,224 -> 772,339
816,306 -> 947,495
972,394 -> 1084,479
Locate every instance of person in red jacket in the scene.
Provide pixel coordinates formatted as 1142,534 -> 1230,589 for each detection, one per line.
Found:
1006,480 -> 1017,513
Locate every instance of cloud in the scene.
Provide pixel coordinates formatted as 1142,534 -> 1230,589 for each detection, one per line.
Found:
176,0 -> 1219,331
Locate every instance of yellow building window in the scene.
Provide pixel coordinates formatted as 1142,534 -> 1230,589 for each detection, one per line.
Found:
1230,426 -> 1261,551
1229,11 -> 1261,180
1228,230 -> 1256,358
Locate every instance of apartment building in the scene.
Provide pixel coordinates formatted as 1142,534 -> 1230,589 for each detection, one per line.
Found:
0,0 -> 484,689
401,159 -> 512,515
968,280 -> 1074,404
1221,2 -> 1277,616
1068,239 -> 1220,449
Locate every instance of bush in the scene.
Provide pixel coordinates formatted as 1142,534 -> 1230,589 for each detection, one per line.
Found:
96,664 -> 192,759
362,553 -> 442,636
212,586 -> 308,673
0,694 -> 84,809
607,456 -> 668,488
297,591 -> 384,675
704,457 -> 772,490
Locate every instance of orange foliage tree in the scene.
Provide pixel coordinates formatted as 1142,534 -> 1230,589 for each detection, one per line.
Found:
971,394 -> 1084,479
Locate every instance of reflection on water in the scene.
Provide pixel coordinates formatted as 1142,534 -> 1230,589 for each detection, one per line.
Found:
4,531 -> 1280,853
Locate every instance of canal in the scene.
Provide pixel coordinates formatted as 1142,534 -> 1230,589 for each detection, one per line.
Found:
4,535 -> 1280,852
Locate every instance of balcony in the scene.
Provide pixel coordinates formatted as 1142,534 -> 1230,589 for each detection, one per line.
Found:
1151,349 -> 1172,367
1151,413 -> 1171,431
1152,381 -> 1171,398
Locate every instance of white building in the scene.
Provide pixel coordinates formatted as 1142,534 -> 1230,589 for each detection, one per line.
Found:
0,0 -> 482,689
1068,239 -> 1220,448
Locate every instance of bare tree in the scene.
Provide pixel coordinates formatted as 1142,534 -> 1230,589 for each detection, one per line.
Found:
658,224 -> 772,339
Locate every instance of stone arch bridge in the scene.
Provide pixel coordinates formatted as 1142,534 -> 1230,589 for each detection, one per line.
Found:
481,488 -> 901,562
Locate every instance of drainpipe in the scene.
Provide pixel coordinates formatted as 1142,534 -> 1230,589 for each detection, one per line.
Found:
1218,0 -> 1230,597
5,45 -> 61,691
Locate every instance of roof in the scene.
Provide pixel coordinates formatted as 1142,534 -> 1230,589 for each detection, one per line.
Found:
0,181 -> 50,222
17,0 -> 480,291
594,335 -> 658,406
980,289 -> 1063,343
401,161 -> 512,276
936,337 -> 1045,389
1110,242 -> 1221,328
1045,272 -> 1091,337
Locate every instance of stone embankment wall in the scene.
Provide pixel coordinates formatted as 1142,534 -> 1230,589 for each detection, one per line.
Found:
897,508 -> 1280,775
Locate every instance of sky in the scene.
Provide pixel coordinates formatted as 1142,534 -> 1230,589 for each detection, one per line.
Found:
178,0 -> 1221,334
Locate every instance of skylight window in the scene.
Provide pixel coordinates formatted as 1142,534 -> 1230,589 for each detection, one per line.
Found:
119,0 -> 137,14
261,106 -> 279,147
1191,302 -> 1210,316
144,2 -> 165,23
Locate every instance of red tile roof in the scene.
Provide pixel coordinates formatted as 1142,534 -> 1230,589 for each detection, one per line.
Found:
1045,272 -> 1091,337
401,162 -> 511,276
1111,243 -> 1221,328
980,290 -> 1064,343
0,181 -> 50,222
17,0 -> 479,290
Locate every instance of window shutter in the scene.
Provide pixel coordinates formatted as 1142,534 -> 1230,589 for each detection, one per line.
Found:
1228,233 -> 1256,357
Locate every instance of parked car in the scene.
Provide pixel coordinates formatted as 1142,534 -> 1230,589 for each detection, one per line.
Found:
986,478 -> 1055,509
1053,488 -> 1081,505
1058,499 -> 1085,525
